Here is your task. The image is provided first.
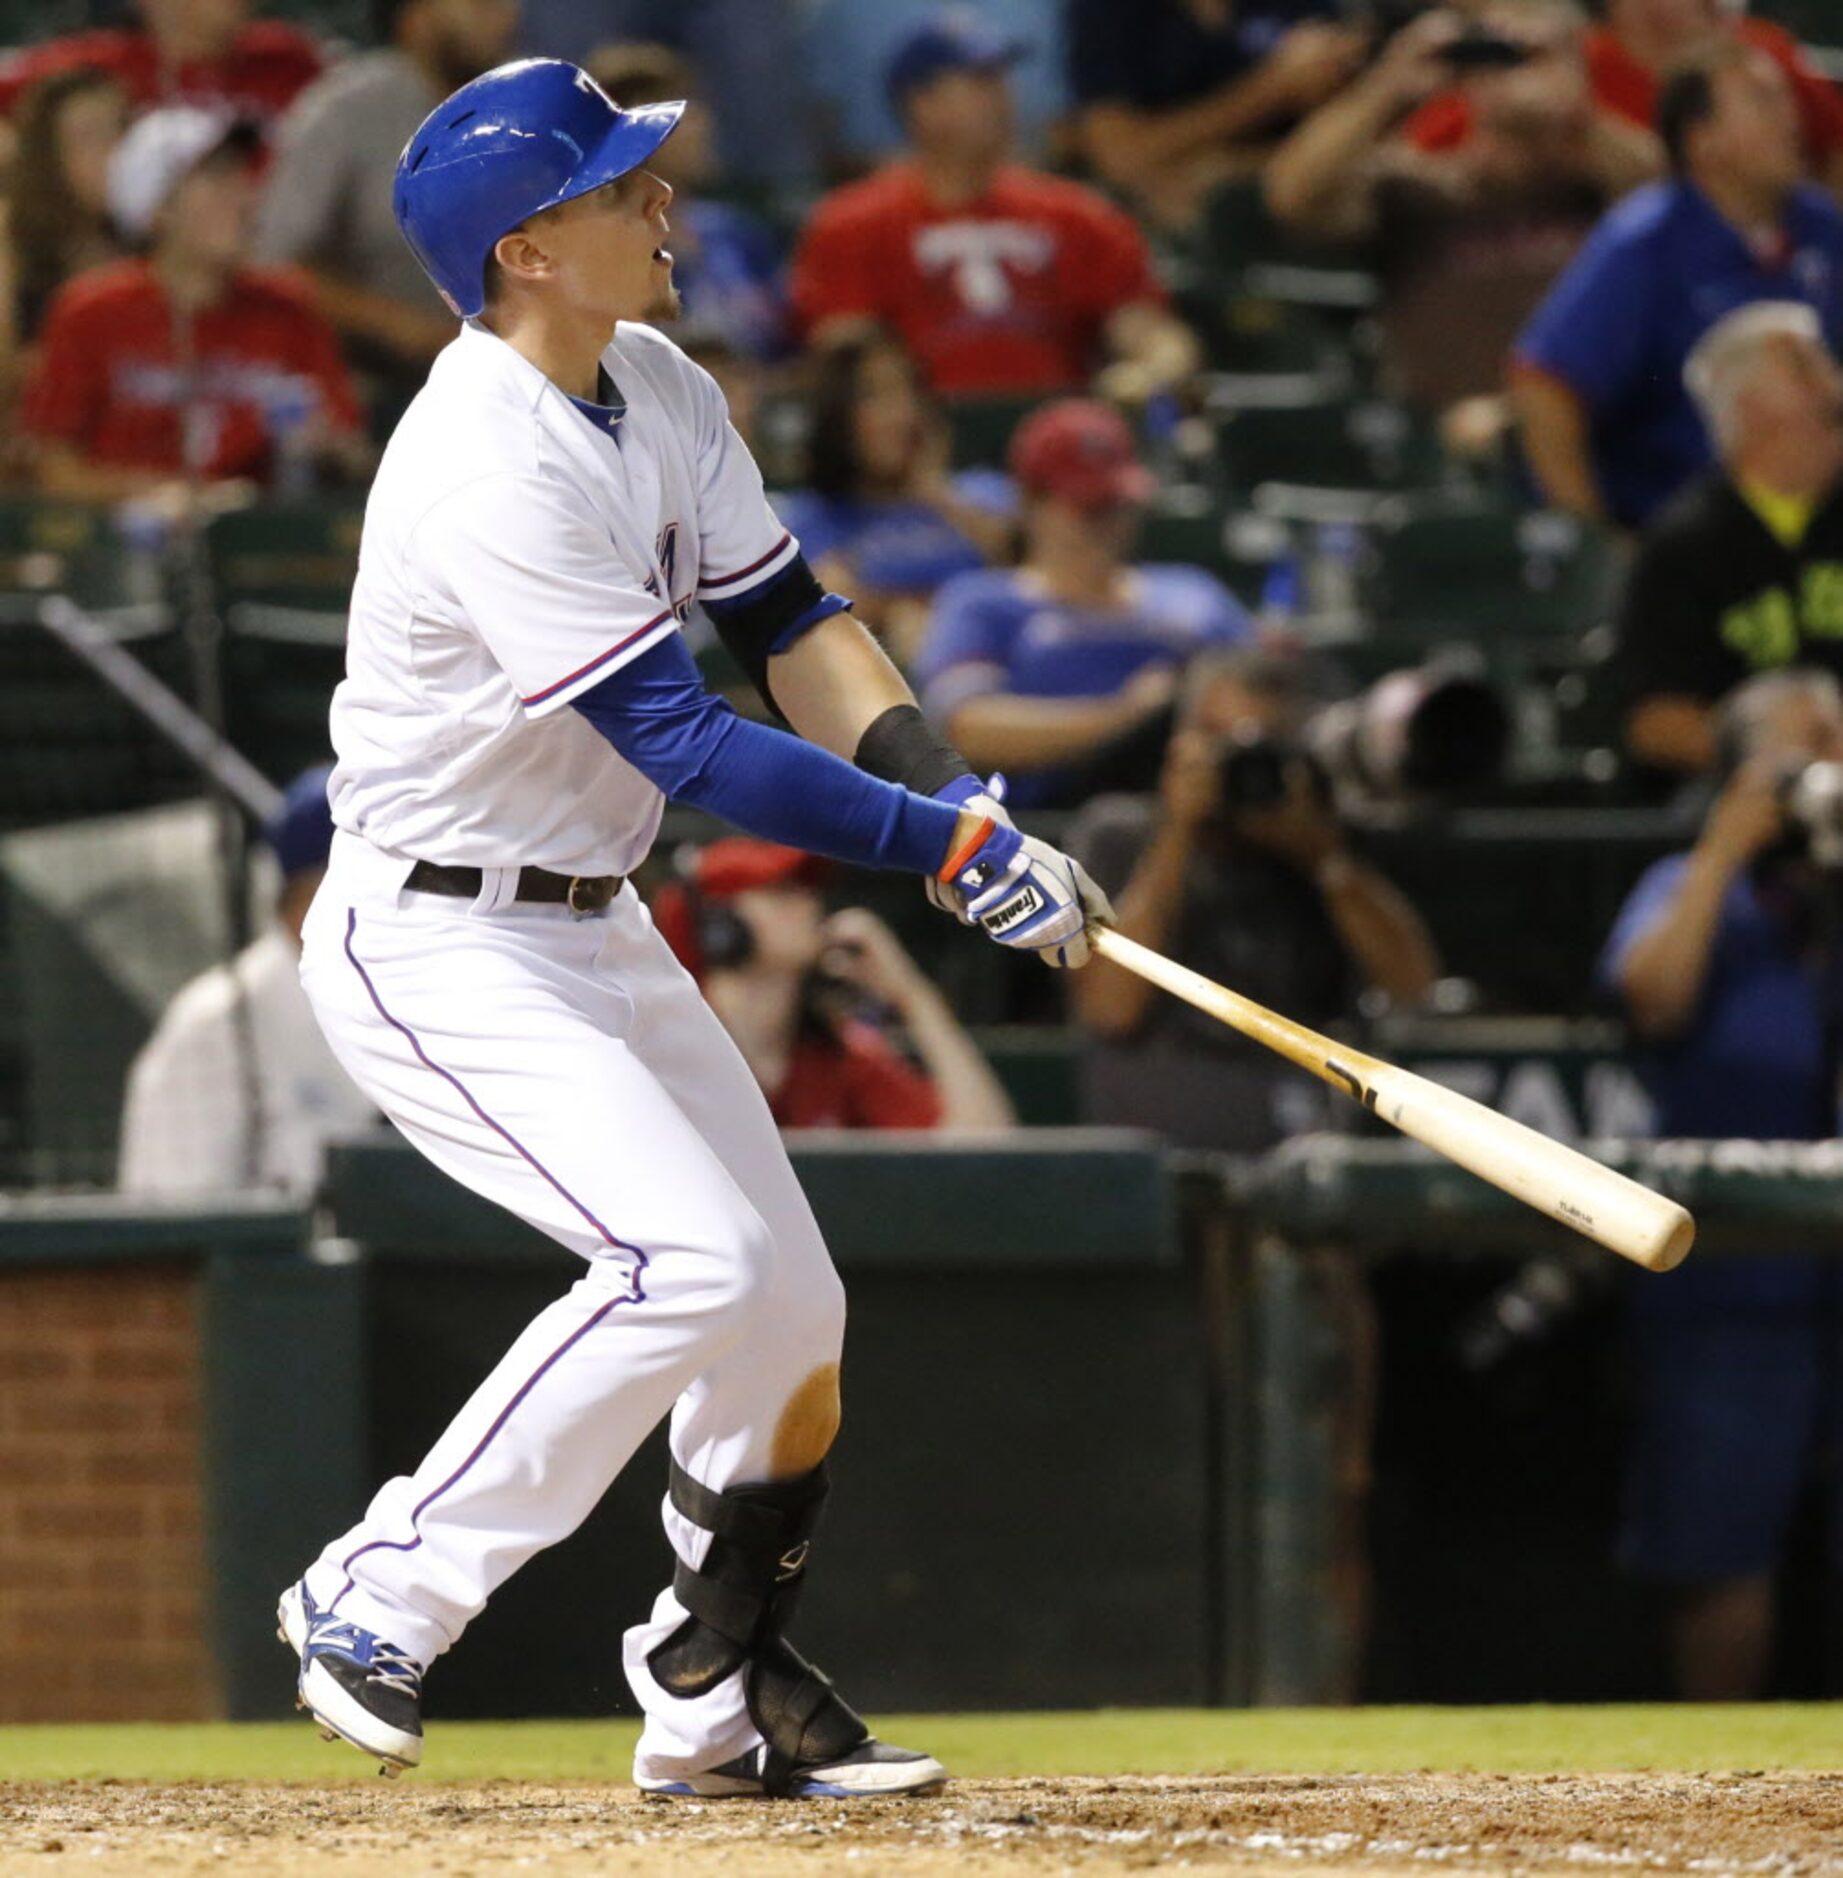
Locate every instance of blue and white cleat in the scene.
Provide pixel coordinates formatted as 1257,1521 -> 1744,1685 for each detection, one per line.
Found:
277,1581 -> 424,1776
637,1739 -> 947,1799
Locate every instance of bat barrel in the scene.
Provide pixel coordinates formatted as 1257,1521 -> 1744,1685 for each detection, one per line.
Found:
1089,925 -> 1695,1274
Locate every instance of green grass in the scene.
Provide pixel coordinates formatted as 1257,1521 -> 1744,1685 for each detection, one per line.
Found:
0,1708 -> 1837,1784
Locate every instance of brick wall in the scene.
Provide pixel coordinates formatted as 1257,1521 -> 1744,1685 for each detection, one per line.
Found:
0,1262 -> 213,1721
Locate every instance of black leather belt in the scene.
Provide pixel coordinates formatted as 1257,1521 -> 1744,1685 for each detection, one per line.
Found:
404,860 -> 624,914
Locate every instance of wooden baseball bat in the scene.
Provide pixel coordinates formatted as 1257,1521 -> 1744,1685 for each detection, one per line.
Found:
1089,926 -> 1693,1273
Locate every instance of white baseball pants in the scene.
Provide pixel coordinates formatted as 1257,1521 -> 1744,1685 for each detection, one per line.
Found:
295,832 -> 847,1783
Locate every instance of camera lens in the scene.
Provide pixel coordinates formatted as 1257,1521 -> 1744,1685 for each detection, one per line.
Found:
1220,738 -> 1290,810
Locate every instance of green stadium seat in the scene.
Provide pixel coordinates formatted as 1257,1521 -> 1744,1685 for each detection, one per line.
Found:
0,499 -> 160,620
970,1025 -> 1085,1126
261,0 -> 376,46
1198,176 -> 1292,273
1750,0 -> 1839,46
1361,501 -> 1622,644
0,1 -> 85,45
943,395 -> 1042,470
1135,487 -> 1280,604
206,503 -> 363,783
1197,177 -> 1380,312
1216,397 -> 1446,500
0,621 -> 196,831
1193,299 -> 1356,377
205,501 -> 363,617
0,502 -> 190,831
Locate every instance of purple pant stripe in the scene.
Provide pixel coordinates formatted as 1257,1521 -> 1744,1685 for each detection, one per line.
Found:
341,907 -> 644,1264
330,1288 -> 639,1608
329,907 -> 651,1615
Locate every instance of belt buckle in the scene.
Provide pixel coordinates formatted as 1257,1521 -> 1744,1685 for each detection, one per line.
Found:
567,875 -> 608,916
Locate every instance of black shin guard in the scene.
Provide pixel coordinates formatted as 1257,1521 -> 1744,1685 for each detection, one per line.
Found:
646,1459 -> 868,1794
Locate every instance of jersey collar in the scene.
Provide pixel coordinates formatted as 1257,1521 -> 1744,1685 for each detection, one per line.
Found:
457,318 -> 626,423
566,365 -> 627,435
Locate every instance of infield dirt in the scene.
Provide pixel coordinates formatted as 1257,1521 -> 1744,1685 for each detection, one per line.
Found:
2,1771 -> 1841,1876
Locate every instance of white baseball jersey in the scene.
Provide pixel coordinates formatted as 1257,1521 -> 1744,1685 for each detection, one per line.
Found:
329,319 -> 799,877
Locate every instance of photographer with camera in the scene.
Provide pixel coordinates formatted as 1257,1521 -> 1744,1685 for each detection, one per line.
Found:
1600,668 -> 1843,1698
1266,2 -> 1658,429
1067,648 -> 1440,1153
1613,301 -> 1843,778
653,838 -> 1016,1134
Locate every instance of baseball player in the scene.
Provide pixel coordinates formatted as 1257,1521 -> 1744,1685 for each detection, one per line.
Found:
275,59 -> 1111,1800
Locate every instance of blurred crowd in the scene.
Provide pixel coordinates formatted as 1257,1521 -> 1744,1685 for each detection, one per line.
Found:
2,0 -> 1838,1702
0,0 -> 1839,776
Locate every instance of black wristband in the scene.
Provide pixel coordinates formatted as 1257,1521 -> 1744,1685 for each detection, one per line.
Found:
854,703 -> 975,797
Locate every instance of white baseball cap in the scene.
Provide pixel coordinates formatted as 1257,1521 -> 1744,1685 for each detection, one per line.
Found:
107,105 -> 252,242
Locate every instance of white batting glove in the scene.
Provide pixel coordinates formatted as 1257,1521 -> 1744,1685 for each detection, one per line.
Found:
938,819 -> 1116,970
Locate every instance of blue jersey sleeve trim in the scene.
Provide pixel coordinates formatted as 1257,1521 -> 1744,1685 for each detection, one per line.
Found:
771,590 -> 852,654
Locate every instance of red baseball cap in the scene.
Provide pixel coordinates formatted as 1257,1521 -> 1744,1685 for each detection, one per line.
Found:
1008,399 -> 1156,512
694,839 -> 831,898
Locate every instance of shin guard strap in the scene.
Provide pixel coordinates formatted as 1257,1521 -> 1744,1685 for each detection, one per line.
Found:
647,1461 -> 834,1705
749,1639 -> 870,1795
667,1457 -> 829,1553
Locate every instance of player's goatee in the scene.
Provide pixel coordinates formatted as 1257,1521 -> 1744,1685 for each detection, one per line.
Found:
649,282 -> 683,323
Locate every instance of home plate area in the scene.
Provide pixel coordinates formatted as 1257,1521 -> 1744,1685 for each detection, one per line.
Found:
5,1771 -> 1843,1876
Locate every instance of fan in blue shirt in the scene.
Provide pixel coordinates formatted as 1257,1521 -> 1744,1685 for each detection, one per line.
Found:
1514,42 -> 1843,530
913,399 -> 1251,808
1595,668 -> 1843,1694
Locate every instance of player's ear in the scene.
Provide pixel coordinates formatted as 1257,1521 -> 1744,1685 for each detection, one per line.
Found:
492,223 -> 553,291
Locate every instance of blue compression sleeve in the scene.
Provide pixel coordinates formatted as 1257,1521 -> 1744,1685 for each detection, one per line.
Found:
572,632 -> 963,876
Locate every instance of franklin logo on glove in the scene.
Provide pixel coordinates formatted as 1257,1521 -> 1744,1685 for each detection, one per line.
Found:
983,884 -> 1044,935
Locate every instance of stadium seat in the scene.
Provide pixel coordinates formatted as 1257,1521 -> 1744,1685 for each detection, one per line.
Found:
970,1024 -> 1085,1126
205,502 -> 362,618
1197,178 -> 1380,313
205,503 -> 363,782
1749,0 -> 1839,44
1172,261 -> 1358,376
261,0 -> 376,46
1216,397 -> 1447,502
1360,501 -> 1622,644
1135,487 -> 1279,604
0,499 -> 160,621
943,396 -> 1042,470
0,622 -> 196,833
0,502 -> 191,833
0,0 -> 86,42
1206,300 -> 1357,377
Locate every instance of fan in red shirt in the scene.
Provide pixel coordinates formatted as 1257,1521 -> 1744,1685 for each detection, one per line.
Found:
652,839 -> 1016,1133
0,0 -> 323,128
1404,0 -> 1843,191
23,103 -> 365,506
791,12 -> 1197,401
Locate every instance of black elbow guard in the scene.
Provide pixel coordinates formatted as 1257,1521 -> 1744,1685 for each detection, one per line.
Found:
854,703 -> 975,797
707,555 -> 840,715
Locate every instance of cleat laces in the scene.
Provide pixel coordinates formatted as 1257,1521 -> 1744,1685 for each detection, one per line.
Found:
306,1613 -> 424,1699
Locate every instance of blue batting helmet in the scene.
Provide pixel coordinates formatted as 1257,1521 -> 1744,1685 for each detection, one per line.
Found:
394,59 -> 684,320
